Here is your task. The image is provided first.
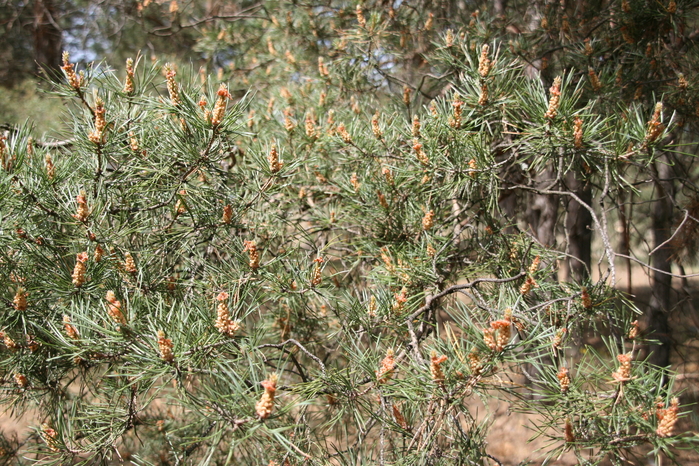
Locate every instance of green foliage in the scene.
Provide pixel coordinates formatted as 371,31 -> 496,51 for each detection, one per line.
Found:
2,1 -> 699,465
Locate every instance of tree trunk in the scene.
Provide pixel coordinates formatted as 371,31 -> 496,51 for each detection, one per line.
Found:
32,0 -> 62,71
528,168 -> 558,248
647,157 -> 674,369
565,172 -> 592,282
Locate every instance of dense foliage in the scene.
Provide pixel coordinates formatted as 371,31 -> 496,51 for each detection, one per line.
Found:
2,1 -> 699,465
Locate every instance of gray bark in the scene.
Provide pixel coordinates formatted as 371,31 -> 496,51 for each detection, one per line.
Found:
528,168 -> 559,248
565,172 -> 592,282
647,157 -> 674,369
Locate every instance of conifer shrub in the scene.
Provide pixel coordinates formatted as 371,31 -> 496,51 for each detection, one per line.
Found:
1,1 -> 698,465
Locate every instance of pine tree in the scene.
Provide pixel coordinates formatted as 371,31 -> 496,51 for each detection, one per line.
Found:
1,1 -> 699,465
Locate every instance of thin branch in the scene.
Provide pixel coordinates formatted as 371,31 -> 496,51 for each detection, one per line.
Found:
647,208 -> 694,256
513,185 -> 616,285
257,339 -> 326,375
407,272 -> 527,322
615,253 -> 699,278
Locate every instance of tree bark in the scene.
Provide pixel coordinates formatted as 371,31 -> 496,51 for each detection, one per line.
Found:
32,0 -> 62,71
565,172 -> 592,282
528,168 -> 558,248
647,157 -> 674,369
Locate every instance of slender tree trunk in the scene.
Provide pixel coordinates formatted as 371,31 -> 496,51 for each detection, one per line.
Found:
32,0 -> 62,71
525,168 -> 561,398
565,172 -> 592,282
618,191 -> 633,295
499,187 -> 517,234
528,168 -> 558,248
648,157 -> 674,369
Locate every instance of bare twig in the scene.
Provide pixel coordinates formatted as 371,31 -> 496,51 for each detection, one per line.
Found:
257,339 -> 326,375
